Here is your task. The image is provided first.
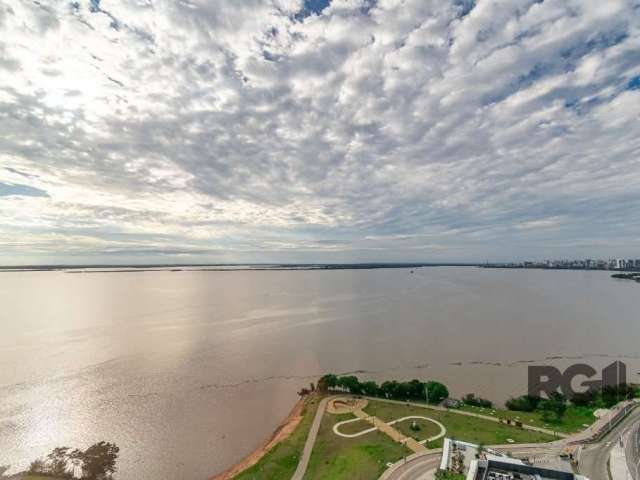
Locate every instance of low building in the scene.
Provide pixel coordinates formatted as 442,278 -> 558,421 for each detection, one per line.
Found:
439,439 -> 588,480
466,455 -> 588,480
440,439 -> 491,472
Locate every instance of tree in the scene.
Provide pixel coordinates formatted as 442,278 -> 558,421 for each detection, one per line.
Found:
70,448 -> 84,478
337,376 -> 362,394
28,458 -> 46,475
601,383 -> 635,407
47,446 -> 71,477
425,381 -> 449,403
505,395 -> 540,412
539,392 -> 566,423
317,374 -> 338,392
570,390 -> 596,407
407,379 -> 424,399
81,441 -> 119,480
380,380 -> 400,399
361,380 -> 379,396
462,393 -> 493,408
395,382 -> 412,399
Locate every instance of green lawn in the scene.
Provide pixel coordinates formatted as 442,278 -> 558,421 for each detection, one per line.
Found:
335,417 -> 375,435
304,409 -> 406,480
393,418 -> 443,443
457,404 -> 597,433
233,395 -> 561,480
364,400 -> 557,447
235,394 -> 322,480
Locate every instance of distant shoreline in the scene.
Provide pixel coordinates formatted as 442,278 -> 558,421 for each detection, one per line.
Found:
1,263 -> 638,274
0,263 -> 479,273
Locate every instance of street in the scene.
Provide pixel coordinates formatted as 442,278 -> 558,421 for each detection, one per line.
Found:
625,421 -> 640,480
579,408 -> 640,480
381,405 -> 640,480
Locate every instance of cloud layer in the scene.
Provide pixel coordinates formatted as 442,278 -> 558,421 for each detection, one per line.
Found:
1,0 -> 640,264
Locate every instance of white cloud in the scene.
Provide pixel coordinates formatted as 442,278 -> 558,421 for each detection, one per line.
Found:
0,0 -> 639,264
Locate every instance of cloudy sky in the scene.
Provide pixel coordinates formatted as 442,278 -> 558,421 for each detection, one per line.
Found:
1,0 -> 640,265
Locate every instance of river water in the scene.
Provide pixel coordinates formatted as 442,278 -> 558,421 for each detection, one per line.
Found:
1,267 -> 639,479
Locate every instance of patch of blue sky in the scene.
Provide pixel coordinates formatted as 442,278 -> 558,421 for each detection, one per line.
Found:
0,182 -> 48,197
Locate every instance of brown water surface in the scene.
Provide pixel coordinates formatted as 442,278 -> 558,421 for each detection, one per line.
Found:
1,267 -> 638,479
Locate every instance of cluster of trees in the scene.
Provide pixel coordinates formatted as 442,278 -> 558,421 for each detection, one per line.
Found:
435,469 -> 466,480
461,393 -> 493,408
505,384 -> 638,424
506,393 -> 567,423
570,384 -> 638,408
25,442 -> 119,480
317,374 -> 449,403
505,394 -> 543,412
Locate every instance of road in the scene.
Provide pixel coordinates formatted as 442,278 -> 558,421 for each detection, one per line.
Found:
626,421 -> 640,480
579,407 -> 640,480
290,395 -> 638,480
380,453 -> 442,480
383,405 -> 640,480
380,443 -> 567,480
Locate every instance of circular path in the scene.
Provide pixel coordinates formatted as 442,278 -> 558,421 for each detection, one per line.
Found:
333,415 -> 446,443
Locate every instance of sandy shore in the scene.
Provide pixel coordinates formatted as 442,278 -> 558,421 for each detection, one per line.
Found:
210,395 -> 307,480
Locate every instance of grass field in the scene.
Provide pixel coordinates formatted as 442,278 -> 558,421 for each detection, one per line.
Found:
335,417 -> 374,435
234,395 -> 561,480
364,400 -> 557,447
304,409 -> 406,480
235,394 -> 322,480
393,418 -> 442,443
457,404 -> 597,433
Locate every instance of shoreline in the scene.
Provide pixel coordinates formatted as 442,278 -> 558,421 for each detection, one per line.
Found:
210,395 -> 307,480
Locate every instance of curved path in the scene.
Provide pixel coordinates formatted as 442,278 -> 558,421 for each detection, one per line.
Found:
389,417 -> 446,444
334,415 -> 446,444
379,451 -> 442,480
380,442 -> 568,480
291,396 -> 330,480
333,417 -> 378,438
382,401 -> 640,480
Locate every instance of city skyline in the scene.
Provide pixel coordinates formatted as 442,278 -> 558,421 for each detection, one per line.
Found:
2,0 -> 640,265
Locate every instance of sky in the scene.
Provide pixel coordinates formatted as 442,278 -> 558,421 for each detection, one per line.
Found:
1,0 -> 640,265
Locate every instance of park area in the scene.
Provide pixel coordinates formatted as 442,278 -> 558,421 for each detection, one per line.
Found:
456,403 -> 597,434
239,394 -> 559,480
362,400 -> 557,448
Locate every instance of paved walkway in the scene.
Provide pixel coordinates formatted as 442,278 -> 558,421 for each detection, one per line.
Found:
291,396 -> 330,480
352,408 -> 428,453
333,414 -> 446,444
